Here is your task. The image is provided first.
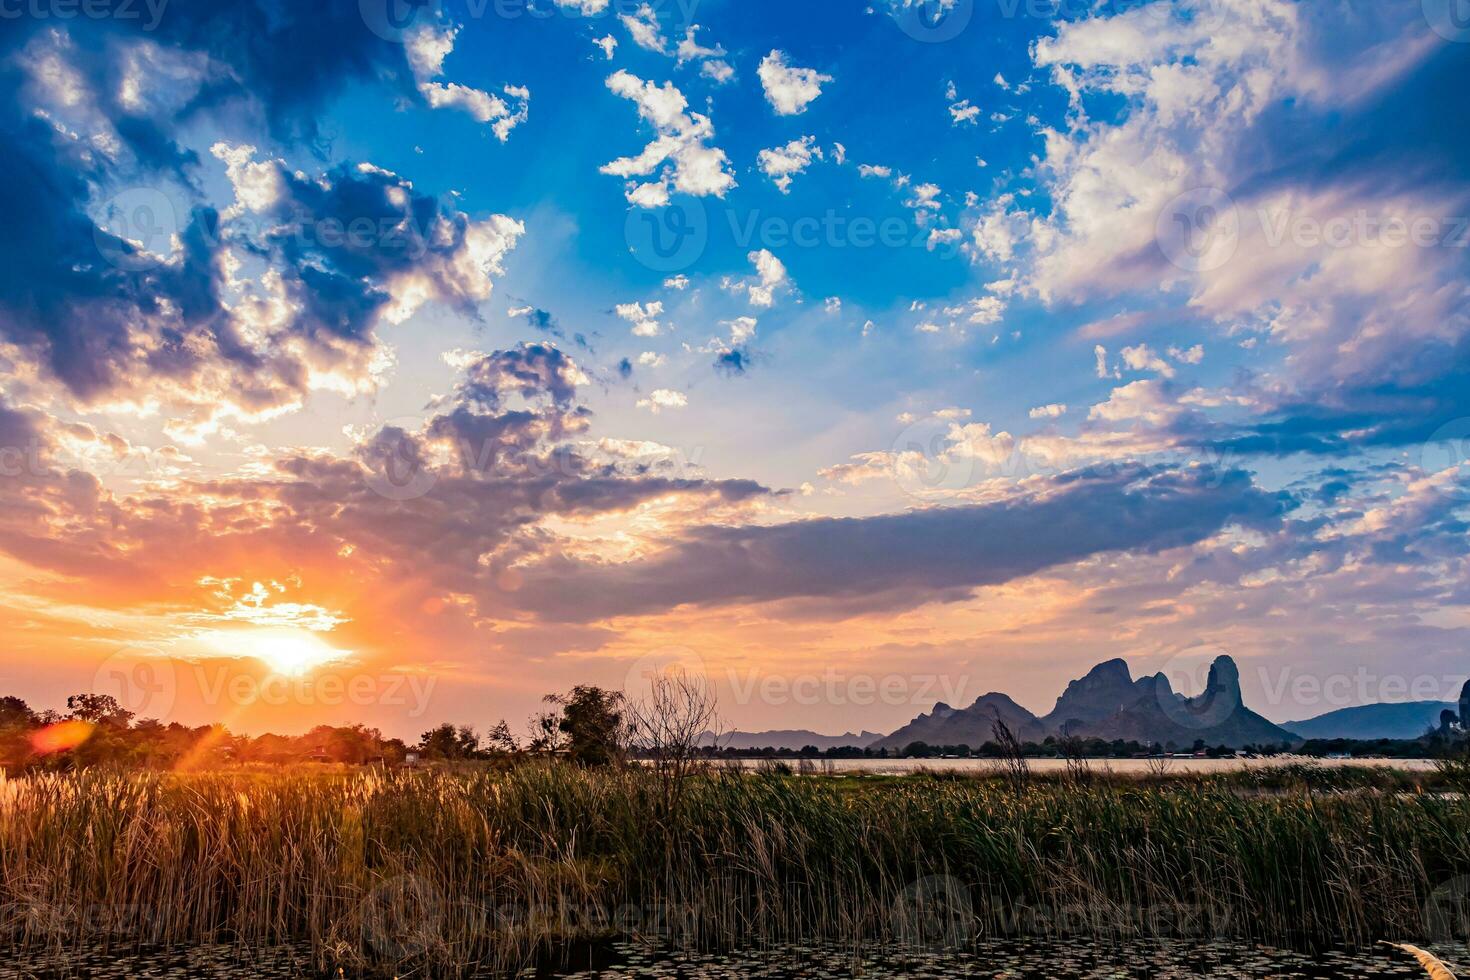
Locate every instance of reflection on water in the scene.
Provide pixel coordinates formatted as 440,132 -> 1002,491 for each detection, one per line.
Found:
724,756 -> 1439,775
7,938 -> 1466,978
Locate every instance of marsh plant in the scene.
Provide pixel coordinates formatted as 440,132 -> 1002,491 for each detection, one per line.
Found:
2,763 -> 1470,977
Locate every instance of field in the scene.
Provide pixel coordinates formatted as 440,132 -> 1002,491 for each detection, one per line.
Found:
2,763 -> 1469,977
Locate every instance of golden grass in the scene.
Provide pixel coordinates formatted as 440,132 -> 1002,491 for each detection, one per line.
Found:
1,764 -> 1467,977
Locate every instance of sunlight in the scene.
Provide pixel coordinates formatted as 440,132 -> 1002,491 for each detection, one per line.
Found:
202,627 -> 346,677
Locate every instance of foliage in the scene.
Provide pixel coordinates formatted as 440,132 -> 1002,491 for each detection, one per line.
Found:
1,765 -> 1468,978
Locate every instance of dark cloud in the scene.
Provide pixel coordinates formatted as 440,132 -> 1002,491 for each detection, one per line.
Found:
509,464 -> 1292,622
713,347 -> 752,376
0,0 -> 510,418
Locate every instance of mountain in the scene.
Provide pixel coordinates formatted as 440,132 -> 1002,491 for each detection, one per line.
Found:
878,655 -> 1298,751
701,729 -> 883,751
1284,701 -> 1455,741
871,693 -> 1046,752
1041,658 -> 1149,731
1066,657 -> 1296,748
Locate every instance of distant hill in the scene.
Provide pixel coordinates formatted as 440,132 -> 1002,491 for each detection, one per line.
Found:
700,729 -> 883,751
871,693 -> 1047,752
875,655 -> 1297,752
1284,701 -> 1454,741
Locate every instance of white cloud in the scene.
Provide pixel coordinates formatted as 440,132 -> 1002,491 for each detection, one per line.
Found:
601,70 -> 736,206
1120,343 -> 1174,378
637,351 -> 667,368
757,135 -> 822,194
1030,403 -> 1068,419
676,25 -> 725,64
553,0 -> 609,11
758,50 -> 832,116
857,164 -> 892,179
405,26 -> 529,140
949,99 -> 981,125
663,275 -> 690,290
616,299 -> 665,337
701,60 -> 734,84
619,3 -> 666,53
593,35 -> 617,60
927,227 -> 963,251
731,249 -> 789,308
824,296 -> 842,314
637,388 -> 688,413
1169,344 -> 1205,365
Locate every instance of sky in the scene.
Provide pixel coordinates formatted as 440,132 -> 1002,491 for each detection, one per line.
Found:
1,0 -> 1469,739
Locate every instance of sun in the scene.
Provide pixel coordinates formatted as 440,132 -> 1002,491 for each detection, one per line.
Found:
204,627 -> 346,677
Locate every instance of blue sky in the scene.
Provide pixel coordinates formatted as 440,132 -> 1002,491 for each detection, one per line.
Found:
0,0 -> 1468,737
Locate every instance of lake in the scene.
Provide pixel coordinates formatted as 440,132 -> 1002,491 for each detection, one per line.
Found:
721,755 -> 1438,775
8,937 -> 1464,978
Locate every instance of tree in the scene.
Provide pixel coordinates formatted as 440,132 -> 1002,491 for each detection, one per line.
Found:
418,723 -> 479,761
484,720 -> 521,756
0,696 -> 36,730
65,693 -> 133,728
627,670 -> 719,817
544,686 -> 626,767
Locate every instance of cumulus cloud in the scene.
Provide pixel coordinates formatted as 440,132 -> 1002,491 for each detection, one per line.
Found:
405,25 -> 529,140
757,136 -> 823,193
758,50 -> 832,116
1019,0 -> 1468,454
601,70 -> 736,207
615,300 -> 665,337
722,250 -> 791,308
619,3 -> 666,53
637,388 -> 688,413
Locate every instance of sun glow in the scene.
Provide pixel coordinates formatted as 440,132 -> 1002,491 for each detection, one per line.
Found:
202,627 -> 347,677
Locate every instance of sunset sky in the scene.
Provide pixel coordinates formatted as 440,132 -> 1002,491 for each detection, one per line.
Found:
1,0 -> 1468,739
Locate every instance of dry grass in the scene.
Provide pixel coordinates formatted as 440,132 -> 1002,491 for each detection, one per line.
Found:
1,763 -> 1467,977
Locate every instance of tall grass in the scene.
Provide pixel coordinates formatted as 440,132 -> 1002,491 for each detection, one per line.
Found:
1,764 -> 1466,976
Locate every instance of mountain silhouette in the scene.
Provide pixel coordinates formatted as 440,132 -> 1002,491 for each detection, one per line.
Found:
874,655 -> 1296,751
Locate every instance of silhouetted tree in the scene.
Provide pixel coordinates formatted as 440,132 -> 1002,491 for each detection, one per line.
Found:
544,686 -> 626,767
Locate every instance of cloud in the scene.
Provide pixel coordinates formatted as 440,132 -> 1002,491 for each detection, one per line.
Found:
619,3 -> 666,53
405,25 -> 529,140
601,70 -> 736,207
757,136 -> 823,194
637,389 -> 688,413
758,50 -> 832,116
723,250 -> 791,308
615,300 -> 665,337
1018,0 -> 1469,456
509,464 -> 1289,621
